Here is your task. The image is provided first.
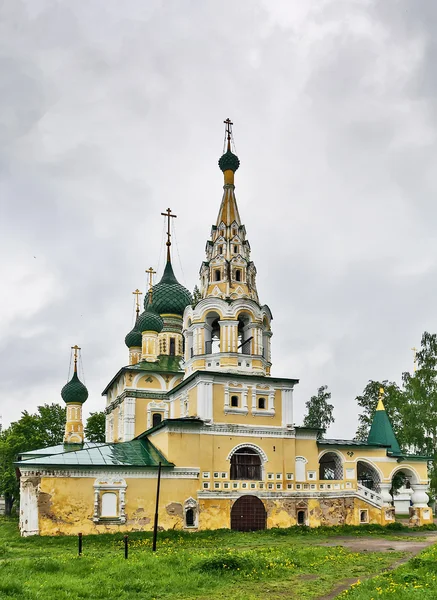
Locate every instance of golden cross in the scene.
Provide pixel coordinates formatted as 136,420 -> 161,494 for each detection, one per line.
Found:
145,267 -> 156,291
160,208 -> 177,261
224,118 -> 233,151
71,345 -> 81,373
145,266 -> 156,304
411,346 -> 418,372
132,289 -> 143,316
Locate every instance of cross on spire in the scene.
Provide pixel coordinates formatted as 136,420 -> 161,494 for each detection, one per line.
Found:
71,345 -> 81,373
161,208 -> 177,261
411,346 -> 418,372
224,118 -> 233,151
132,288 -> 143,316
145,266 -> 156,303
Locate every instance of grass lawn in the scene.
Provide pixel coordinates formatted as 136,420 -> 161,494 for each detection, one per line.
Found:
0,517 -> 435,600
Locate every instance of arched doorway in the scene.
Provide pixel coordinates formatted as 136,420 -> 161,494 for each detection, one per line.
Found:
357,461 -> 381,492
319,452 -> 343,480
231,496 -> 266,531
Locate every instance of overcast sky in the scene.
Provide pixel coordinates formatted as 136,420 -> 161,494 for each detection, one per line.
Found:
1,0 -> 437,438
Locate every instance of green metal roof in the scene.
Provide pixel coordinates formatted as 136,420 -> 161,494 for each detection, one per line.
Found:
16,439 -> 173,468
219,149 -> 240,172
19,442 -> 106,460
147,261 -> 192,317
61,371 -> 88,404
368,404 -> 402,455
318,439 -> 387,448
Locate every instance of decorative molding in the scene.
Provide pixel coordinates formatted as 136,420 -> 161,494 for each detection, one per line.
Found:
226,443 -> 268,463
19,467 -> 201,479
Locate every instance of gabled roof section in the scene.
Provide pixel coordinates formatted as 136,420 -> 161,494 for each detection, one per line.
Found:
16,439 -> 173,468
102,356 -> 183,395
367,399 -> 402,455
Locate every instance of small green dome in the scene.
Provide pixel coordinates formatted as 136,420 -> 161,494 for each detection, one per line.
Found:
146,261 -> 192,317
125,320 -> 142,348
137,307 -> 164,333
61,371 -> 88,404
219,149 -> 240,173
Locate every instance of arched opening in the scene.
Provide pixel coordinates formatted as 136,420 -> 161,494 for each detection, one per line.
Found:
258,397 -> 266,409
297,510 -> 306,525
237,313 -> 252,354
357,461 -> 381,492
205,311 -> 221,354
214,269 -> 221,282
319,452 -> 343,480
235,269 -> 241,282
152,413 -> 163,428
186,508 -> 194,527
231,496 -> 266,531
169,337 -> 176,356
231,395 -> 239,407
390,467 -> 419,513
101,492 -> 117,518
230,447 -> 262,480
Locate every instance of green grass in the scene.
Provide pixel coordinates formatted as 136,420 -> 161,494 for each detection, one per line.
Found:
0,517 -> 435,599
338,543 -> 437,599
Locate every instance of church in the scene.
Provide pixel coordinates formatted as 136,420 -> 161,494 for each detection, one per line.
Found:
17,121 -> 432,536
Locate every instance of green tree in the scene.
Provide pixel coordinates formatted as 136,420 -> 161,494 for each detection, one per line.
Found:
85,412 -> 106,443
355,380 -> 405,443
0,404 -> 66,515
192,285 -> 202,307
303,385 -> 335,432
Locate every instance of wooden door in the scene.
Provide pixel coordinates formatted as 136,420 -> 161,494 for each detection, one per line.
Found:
231,495 -> 266,531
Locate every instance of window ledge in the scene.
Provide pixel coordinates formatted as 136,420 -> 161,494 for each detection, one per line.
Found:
93,517 -> 126,524
252,409 -> 275,417
224,407 -> 248,415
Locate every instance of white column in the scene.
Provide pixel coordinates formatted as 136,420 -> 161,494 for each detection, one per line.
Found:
281,387 -> 294,426
411,483 -> 430,508
197,377 -> 214,421
123,397 -> 136,441
379,483 -> 393,507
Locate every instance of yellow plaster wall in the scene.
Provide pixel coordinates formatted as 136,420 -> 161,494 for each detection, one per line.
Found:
37,476 -> 199,536
137,375 -> 163,390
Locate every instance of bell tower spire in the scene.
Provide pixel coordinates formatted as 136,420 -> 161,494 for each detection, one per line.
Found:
199,119 -> 259,303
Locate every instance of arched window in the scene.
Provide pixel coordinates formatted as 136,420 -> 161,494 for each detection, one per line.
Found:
237,313 -> 251,354
186,508 -> 194,527
169,337 -> 176,356
214,269 -> 221,281
230,447 -> 262,480
234,245 -> 238,254
235,269 -> 241,282
357,461 -> 380,492
218,245 -> 223,255
152,413 -> 162,428
319,452 -> 343,480
231,395 -> 239,407
258,397 -> 266,409
101,492 -> 117,518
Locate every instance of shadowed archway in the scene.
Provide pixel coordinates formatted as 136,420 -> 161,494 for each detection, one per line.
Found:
231,495 -> 266,531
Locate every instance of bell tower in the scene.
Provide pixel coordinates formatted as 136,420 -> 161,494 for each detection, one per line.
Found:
183,120 -> 272,378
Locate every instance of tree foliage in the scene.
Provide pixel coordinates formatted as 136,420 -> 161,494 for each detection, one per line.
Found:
355,331 -> 437,497
192,285 -> 202,308
85,411 -> 106,443
303,385 -> 335,431
0,404 -> 66,515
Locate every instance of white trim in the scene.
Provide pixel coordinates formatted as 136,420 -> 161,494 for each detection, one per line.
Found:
19,467 -> 200,479
226,443 -> 268,462
388,464 -> 421,485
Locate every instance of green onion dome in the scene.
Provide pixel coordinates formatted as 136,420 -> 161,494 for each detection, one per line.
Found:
137,306 -> 164,333
124,319 -> 142,348
61,371 -> 89,404
146,261 -> 192,317
219,149 -> 240,173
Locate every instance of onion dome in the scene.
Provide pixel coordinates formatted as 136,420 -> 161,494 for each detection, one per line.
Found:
137,305 -> 164,333
124,320 -> 142,348
146,261 -> 192,317
61,371 -> 88,404
219,149 -> 240,173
